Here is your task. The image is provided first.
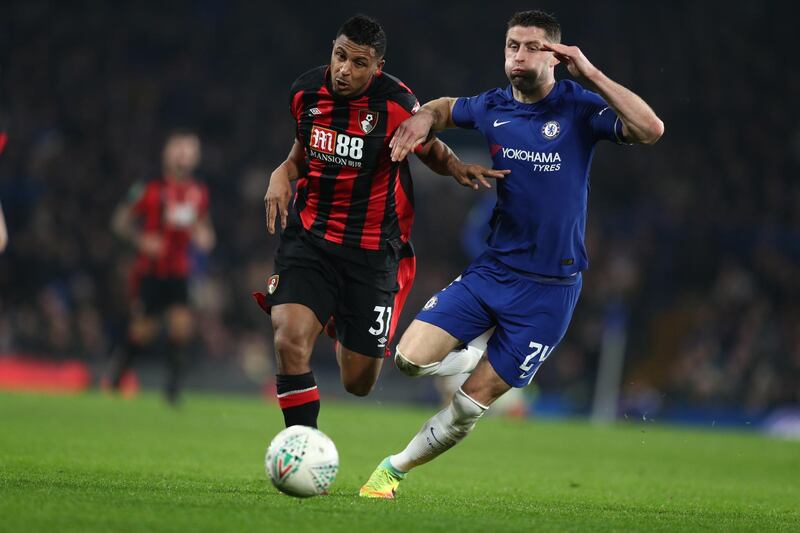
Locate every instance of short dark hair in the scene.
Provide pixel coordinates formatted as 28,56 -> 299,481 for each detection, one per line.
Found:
336,14 -> 387,58
507,10 -> 561,43
164,128 -> 199,145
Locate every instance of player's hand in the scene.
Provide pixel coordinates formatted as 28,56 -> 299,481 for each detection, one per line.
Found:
138,234 -> 164,257
540,42 -> 599,80
389,110 -> 435,162
265,171 -> 292,235
192,219 -> 215,252
450,162 -> 510,190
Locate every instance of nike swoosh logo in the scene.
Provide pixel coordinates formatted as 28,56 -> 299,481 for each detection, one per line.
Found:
598,107 -> 610,116
493,120 -> 511,127
430,427 -> 445,447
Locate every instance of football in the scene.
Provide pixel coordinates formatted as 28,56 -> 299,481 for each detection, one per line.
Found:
265,425 -> 339,497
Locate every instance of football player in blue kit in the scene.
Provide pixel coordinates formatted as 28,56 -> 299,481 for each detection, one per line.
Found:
360,10 -> 664,498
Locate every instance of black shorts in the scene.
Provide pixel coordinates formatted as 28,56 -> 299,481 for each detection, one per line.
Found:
137,276 -> 189,315
255,224 -> 416,358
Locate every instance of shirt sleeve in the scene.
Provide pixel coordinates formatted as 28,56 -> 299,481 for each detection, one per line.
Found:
576,87 -> 628,144
391,89 -> 421,116
289,82 -> 304,146
451,92 -> 489,130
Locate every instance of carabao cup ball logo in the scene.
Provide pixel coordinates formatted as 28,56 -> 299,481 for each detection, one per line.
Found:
270,433 -> 307,482
541,121 -> 560,139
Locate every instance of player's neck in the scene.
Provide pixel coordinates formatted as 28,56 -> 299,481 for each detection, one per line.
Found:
163,167 -> 191,182
512,79 -> 556,105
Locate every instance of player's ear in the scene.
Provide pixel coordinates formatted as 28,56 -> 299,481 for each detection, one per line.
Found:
376,58 -> 386,75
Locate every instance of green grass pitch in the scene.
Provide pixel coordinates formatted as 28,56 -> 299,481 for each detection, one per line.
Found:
1,391 -> 798,532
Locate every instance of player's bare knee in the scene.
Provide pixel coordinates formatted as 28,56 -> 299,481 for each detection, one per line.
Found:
396,321 -> 460,374
395,328 -> 425,363
273,330 -> 313,373
167,307 -> 193,341
393,347 -> 417,376
273,332 -> 308,358
342,378 -> 374,397
129,317 -> 157,345
168,319 -> 193,345
394,347 -> 435,377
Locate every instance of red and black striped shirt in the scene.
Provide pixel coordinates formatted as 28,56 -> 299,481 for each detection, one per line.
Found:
289,66 -> 420,252
130,178 -> 209,278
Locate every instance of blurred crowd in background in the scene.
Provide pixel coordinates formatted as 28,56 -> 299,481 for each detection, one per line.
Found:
0,1 -> 798,421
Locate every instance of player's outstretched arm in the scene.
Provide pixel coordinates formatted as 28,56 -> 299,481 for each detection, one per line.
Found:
541,42 -> 664,145
417,137 -> 509,190
265,139 -> 306,234
111,200 -> 163,257
193,214 -> 215,252
390,97 -> 458,162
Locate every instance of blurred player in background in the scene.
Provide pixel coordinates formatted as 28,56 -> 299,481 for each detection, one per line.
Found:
254,14 -> 506,430
0,120 -> 8,253
361,10 -> 664,497
0,202 -> 7,254
109,130 -> 215,404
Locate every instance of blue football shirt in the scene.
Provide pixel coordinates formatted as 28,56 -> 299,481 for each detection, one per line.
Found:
452,79 -> 627,277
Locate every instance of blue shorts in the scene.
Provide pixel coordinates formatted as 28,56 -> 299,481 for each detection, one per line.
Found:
416,253 -> 582,388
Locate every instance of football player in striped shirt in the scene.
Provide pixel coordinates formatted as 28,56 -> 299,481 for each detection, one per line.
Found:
254,14 -> 506,429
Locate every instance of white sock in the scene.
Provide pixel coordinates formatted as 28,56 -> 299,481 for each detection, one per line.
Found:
436,345 -> 482,376
394,327 -> 494,378
436,327 -> 493,376
389,388 -> 488,473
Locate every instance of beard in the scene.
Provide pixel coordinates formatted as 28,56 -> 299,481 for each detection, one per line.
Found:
508,70 -> 540,95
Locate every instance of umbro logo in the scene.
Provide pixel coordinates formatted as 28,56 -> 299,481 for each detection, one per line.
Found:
309,107 -> 322,116
493,119 -> 511,127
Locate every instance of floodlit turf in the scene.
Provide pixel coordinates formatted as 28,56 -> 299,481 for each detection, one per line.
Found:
0,392 -> 798,532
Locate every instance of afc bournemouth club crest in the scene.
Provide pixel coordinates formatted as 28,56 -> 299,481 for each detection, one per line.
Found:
359,110 -> 379,134
267,275 -> 279,295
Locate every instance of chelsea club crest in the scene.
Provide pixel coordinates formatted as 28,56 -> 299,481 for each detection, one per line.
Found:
541,120 -> 560,140
423,296 -> 438,311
